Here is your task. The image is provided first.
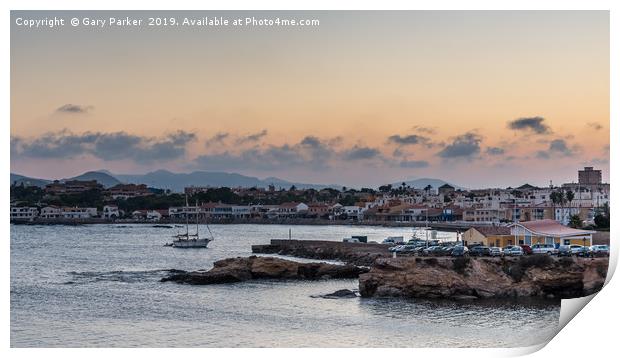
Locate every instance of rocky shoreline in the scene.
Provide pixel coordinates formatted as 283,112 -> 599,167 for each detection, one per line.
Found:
161,256 -> 369,284
358,255 -> 607,299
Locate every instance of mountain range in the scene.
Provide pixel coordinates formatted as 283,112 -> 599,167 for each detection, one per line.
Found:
10,170 -> 463,192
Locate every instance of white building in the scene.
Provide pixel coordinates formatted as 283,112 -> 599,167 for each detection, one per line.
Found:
146,210 -> 162,221
40,206 -> 61,219
102,205 -> 120,219
10,206 -> 38,221
62,207 -> 97,219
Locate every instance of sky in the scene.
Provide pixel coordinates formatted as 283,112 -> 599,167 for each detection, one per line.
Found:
10,10 -> 610,188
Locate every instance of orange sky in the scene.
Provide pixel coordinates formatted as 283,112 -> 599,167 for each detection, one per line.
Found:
10,11 -> 610,187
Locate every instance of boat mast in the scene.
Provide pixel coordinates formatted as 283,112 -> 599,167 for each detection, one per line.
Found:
185,194 -> 189,238
196,200 -> 199,238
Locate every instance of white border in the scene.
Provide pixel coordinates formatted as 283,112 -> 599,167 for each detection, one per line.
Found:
3,1 -> 617,357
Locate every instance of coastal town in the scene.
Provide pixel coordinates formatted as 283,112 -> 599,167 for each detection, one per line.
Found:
11,166 -> 610,240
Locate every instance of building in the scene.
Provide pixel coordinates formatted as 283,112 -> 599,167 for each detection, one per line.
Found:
462,226 -> 512,247
40,206 -> 62,219
106,184 -> 152,199
274,202 -> 309,218
508,219 -> 594,246
10,206 -> 38,221
438,183 -> 456,196
579,167 -> 602,185
62,207 -> 97,219
102,205 -> 120,219
45,180 -> 103,195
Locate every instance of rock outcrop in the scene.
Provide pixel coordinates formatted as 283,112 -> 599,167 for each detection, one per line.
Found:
358,256 -> 608,299
161,256 -> 369,285
252,240 -> 390,266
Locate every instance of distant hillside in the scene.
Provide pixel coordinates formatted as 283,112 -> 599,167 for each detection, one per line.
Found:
113,170 -> 336,192
391,178 -> 465,191
65,171 -> 121,188
10,173 -> 50,187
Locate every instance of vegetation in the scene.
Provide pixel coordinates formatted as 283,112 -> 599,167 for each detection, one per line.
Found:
568,214 -> 582,228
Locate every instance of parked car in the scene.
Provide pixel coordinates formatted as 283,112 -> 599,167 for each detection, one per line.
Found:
531,244 -> 558,255
520,245 -> 533,255
395,245 -> 420,254
502,245 -> 524,257
343,237 -> 360,243
388,245 -> 405,252
570,245 -> 589,257
422,246 -> 446,256
558,245 -> 572,257
589,245 -> 610,257
442,246 -> 455,255
489,247 -> 502,257
469,245 -> 491,256
451,245 -> 469,257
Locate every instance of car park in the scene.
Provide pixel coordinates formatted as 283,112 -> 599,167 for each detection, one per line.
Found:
489,247 -> 502,257
531,244 -> 558,255
451,245 -> 469,257
469,245 -> 491,256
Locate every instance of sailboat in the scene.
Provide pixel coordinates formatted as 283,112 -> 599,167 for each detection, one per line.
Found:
171,197 -> 213,248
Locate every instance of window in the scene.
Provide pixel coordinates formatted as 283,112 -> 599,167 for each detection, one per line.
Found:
545,236 -> 554,245
524,235 -> 531,245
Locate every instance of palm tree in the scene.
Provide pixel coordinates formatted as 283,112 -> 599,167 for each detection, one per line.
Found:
566,190 -> 574,207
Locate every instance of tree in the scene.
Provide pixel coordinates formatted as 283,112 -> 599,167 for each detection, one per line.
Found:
378,184 -> 392,193
594,214 -> 610,229
568,214 -> 582,228
566,190 -> 575,207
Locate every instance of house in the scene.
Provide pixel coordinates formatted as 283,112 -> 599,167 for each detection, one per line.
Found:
106,184 -> 152,200
462,226 -> 512,247
438,183 -> 456,196
132,210 -> 148,220
10,206 -> 38,221
307,203 -> 330,218
146,210 -> 162,221
40,206 -> 62,219
275,202 -> 309,218
508,219 -> 595,246
102,205 -> 120,219
62,207 -> 97,219
45,180 -> 103,195
342,205 -> 365,221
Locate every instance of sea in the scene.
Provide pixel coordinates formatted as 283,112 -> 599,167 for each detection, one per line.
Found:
10,223 -> 560,348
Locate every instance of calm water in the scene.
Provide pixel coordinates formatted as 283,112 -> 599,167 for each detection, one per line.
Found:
10,224 -> 559,347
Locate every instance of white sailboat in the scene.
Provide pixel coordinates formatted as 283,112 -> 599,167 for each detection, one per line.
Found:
172,197 -> 213,248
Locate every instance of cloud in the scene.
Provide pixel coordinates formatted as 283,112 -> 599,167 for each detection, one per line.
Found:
536,139 -> 578,159
342,146 -> 381,160
508,116 -> 551,134
205,132 -> 230,146
56,104 -> 93,114
587,122 -> 603,131
387,134 -> 431,146
236,129 -> 268,144
412,126 -> 436,135
12,130 -> 196,163
399,160 -> 429,168
486,147 -> 505,156
437,132 -> 482,159
194,136 -> 337,171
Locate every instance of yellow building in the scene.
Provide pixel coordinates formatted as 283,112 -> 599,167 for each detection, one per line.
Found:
462,226 -> 513,247
508,219 -> 594,246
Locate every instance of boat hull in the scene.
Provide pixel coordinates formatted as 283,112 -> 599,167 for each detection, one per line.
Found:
172,238 -> 212,248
